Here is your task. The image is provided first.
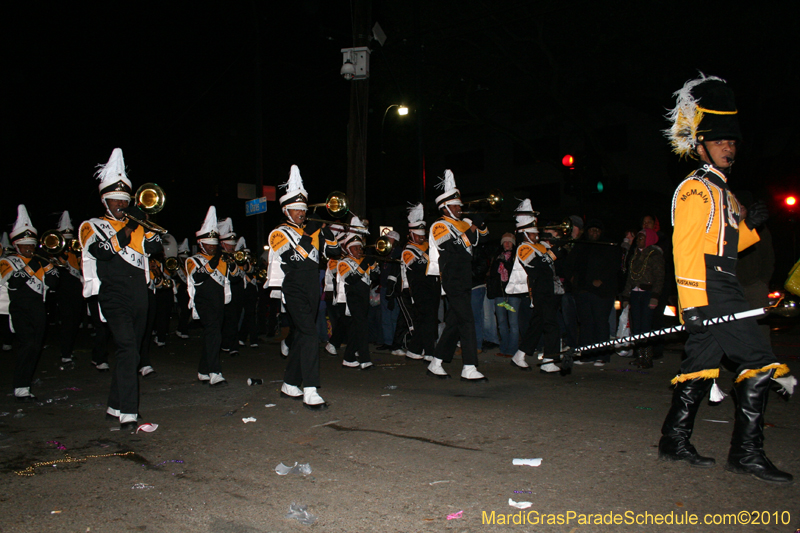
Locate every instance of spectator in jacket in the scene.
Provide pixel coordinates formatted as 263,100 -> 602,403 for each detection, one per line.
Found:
487,233 -> 520,357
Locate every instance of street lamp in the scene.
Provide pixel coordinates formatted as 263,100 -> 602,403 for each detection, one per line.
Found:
381,104 -> 409,154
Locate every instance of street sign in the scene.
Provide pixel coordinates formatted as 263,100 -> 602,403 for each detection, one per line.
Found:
245,197 -> 267,216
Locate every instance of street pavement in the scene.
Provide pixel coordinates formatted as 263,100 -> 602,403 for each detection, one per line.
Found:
1,322 -> 798,532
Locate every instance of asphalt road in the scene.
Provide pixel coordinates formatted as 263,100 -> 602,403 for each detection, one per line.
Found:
1,323 -> 798,533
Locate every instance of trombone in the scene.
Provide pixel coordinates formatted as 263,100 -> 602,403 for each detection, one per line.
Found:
126,183 -> 168,235
461,189 -> 503,214
307,191 -> 348,218
364,235 -> 394,256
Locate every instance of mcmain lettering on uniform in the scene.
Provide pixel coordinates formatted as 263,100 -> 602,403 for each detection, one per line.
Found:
680,188 -> 709,203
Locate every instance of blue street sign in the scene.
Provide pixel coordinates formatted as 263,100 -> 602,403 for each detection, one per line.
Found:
245,197 -> 267,216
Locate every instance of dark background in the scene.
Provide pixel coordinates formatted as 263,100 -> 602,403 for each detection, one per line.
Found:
3,1 -> 798,280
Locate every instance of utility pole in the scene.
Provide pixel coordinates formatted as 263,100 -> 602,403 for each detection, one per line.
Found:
345,0 -> 371,219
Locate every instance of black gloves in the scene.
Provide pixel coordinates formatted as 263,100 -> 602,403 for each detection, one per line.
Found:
469,213 -> 486,228
683,307 -> 707,335
304,219 -> 323,234
745,201 -> 768,229
26,256 -> 44,272
208,248 -> 222,270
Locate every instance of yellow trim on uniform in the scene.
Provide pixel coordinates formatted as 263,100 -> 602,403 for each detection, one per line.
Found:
696,106 -> 737,115
734,363 -> 790,383
671,368 -> 719,384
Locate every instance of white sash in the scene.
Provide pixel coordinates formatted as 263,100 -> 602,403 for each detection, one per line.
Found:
5,256 -> 47,299
187,255 -> 232,320
81,218 -> 151,297
505,256 -> 529,295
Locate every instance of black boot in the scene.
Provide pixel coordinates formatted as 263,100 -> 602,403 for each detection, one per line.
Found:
725,369 -> 793,484
658,378 -> 716,467
639,345 -> 654,369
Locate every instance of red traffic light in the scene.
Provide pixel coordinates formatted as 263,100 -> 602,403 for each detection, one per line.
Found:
561,154 -> 575,168
786,195 -> 797,207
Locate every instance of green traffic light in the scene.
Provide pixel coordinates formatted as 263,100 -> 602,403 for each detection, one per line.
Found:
596,181 -> 604,193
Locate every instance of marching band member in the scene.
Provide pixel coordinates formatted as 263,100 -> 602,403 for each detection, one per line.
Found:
218,218 -> 243,357
401,203 -> 440,362
267,165 -> 341,410
506,200 -> 562,373
323,221 -> 351,356
235,237 -> 260,348
54,211 -> 84,369
336,219 -> 377,369
137,255 -> 163,377
187,207 -> 230,386
0,205 -> 59,401
79,148 -> 162,429
659,73 -> 794,483
0,232 -> 12,352
426,170 -> 488,382
174,238 -> 192,339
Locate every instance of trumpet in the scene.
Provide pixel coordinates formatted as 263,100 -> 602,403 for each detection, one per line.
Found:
126,183 -> 168,235
164,256 -> 180,274
255,268 -> 268,283
461,189 -> 503,214
364,235 -> 394,256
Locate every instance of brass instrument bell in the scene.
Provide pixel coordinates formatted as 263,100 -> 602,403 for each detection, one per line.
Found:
128,183 -> 168,234
307,191 -> 349,218
39,229 -> 67,255
461,189 -> 504,214
164,256 -> 179,274
364,235 -> 393,256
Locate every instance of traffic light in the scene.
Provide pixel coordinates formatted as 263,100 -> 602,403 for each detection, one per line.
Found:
561,154 -> 575,168
786,195 -> 797,207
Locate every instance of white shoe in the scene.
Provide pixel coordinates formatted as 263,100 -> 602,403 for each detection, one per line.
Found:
209,372 -> 227,386
342,360 -> 360,368
280,340 -> 289,356
572,360 -> 587,365
593,361 -> 606,367
325,343 -> 338,355
540,363 -> 561,373
461,365 -> 488,382
198,372 -> 211,383
427,357 -> 449,378
153,337 -> 166,347
541,357 -> 554,363
303,387 -> 328,410
139,366 -> 155,377
250,342 -> 259,348
424,355 -> 433,362
119,413 -> 138,429
106,407 -> 121,418
511,350 -> 530,369
95,362 -> 110,371
391,348 -> 406,356
405,350 -> 423,360
280,382 -> 303,399
221,348 -> 230,352
175,331 -> 189,339
360,362 -> 373,370
14,387 -> 33,399
61,356 -> 74,363
238,340 -> 245,346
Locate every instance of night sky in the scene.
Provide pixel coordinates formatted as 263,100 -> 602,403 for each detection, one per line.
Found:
4,2 -> 799,272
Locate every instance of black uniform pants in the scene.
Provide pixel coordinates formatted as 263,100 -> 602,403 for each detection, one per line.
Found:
176,282 -> 191,334
344,284 -> 371,364
10,299 -> 46,389
154,287 -> 173,341
283,273 -> 321,388
139,290 -> 157,369
238,284 -> 258,344
195,288 -> 225,375
434,289 -> 478,365
87,296 -> 111,365
98,282 -> 148,416
222,287 -> 244,351
406,287 -> 439,357
681,268 -> 776,375
57,276 -> 84,358
519,292 -> 559,357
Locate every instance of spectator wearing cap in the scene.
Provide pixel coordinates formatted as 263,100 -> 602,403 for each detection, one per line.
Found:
570,218 -> 619,366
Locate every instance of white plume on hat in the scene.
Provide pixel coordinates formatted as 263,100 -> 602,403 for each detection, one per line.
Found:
235,237 -> 247,251
177,238 -> 190,255
217,217 -> 235,240
162,234 -> 178,258
663,72 -> 726,158
96,148 -> 132,200
279,165 -> 309,210
514,199 -> 538,233
1,232 -> 10,249
407,202 -> 426,235
434,169 -> 462,208
10,204 -> 38,244
57,210 -> 74,237
196,206 -> 219,244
